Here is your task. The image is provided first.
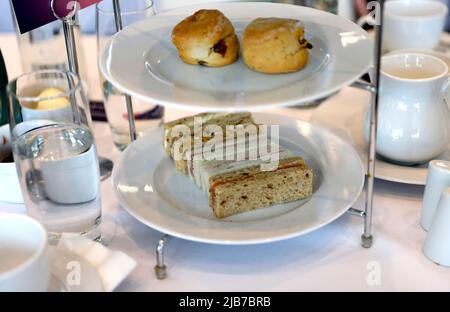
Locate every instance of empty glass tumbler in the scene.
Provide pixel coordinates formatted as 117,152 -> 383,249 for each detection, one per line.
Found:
96,0 -> 164,150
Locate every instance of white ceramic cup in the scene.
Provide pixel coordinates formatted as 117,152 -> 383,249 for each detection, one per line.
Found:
0,124 -> 23,204
421,160 -> 450,231
385,49 -> 450,113
0,213 -> 50,292
383,0 -> 447,52
40,145 -> 100,205
423,186 -> 450,266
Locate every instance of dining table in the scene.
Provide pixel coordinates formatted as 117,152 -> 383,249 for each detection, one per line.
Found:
1,32 -> 450,292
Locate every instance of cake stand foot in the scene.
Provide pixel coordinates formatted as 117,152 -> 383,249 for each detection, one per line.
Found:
347,208 -> 366,218
154,234 -> 171,280
361,234 -> 373,249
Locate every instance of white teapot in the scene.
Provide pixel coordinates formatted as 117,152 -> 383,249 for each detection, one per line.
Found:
365,53 -> 450,165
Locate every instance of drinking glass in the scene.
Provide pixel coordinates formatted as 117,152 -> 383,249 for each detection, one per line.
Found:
7,70 -> 101,242
277,0 -> 337,13
96,0 -> 164,151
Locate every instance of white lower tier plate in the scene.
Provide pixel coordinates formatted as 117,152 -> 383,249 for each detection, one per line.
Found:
100,2 -> 372,111
112,113 -> 364,245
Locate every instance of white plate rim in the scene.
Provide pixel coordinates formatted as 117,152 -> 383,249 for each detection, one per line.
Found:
99,2 -> 373,111
112,113 -> 365,245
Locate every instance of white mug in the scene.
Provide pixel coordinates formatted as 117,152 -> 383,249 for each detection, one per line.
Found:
40,145 -> 100,205
365,53 -> 450,164
385,48 -> 450,112
423,186 -> 450,266
421,160 -> 450,231
384,0 -> 447,52
0,213 -> 50,292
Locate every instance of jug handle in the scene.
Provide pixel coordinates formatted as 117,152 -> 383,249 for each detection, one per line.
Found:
441,76 -> 450,118
442,75 -> 450,102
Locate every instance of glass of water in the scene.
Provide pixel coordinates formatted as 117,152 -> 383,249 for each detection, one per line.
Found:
96,0 -> 164,151
7,70 -> 101,242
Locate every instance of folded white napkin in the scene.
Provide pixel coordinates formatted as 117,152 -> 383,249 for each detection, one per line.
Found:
51,234 -> 137,292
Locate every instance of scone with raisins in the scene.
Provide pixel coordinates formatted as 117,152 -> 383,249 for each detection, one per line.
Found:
172,9 -> 240,67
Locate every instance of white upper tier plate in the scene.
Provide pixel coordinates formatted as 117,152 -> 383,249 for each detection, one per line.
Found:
99,2 -> 373,111
112,113 -> 365,245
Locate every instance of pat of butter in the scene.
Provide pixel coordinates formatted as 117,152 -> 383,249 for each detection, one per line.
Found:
36,88 -> 70,110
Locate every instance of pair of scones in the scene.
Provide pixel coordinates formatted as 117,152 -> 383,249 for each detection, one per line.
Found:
171,9 -> 312,74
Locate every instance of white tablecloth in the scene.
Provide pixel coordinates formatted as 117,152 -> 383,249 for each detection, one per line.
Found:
1,34 -> 450,292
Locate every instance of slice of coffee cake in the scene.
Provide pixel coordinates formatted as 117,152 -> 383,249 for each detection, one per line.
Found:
208,157 -> 312,218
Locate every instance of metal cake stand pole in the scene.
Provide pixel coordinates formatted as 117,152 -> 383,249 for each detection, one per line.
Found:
112,0 -> 137,142
51,0 -> 114,181
50,1 -> 81,125
111,0 -> 170,279
350,0 -> 385,248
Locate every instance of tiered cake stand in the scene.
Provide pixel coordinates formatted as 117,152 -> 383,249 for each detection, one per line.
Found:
103,0 -> 385,280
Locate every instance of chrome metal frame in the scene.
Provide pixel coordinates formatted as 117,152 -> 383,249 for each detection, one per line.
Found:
154,235 -> 171,280
349,0 -> 384,249
50,1 -> 81,124
61,18 -> 80,75
108,0 -> 386,278
112,0 -> 138,141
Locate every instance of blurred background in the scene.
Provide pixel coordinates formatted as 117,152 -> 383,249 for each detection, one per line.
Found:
2,0 -> 449,33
